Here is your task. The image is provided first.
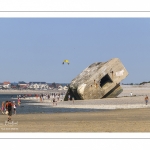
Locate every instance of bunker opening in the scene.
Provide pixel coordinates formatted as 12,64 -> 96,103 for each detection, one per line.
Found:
100,74 -> 113,89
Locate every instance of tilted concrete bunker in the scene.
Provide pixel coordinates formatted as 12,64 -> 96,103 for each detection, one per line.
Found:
64,58 -> 128,100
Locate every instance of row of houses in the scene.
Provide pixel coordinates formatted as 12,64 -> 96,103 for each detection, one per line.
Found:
0,81 -> 69,90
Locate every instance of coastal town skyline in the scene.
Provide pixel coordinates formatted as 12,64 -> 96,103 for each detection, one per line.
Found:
0,80 -> 147,85
0,18 -> 150,84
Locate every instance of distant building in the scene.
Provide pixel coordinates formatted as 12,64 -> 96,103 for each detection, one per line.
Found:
28,82 -> 48,90
18,81 -> 28,89
0,83 -> 3,89
3,81 -> 11,89
57,85 -> 68,90
49,83 -> 65,88
63,86 -> 68,90
58,85 -> 63,90
11,82 -> 18,89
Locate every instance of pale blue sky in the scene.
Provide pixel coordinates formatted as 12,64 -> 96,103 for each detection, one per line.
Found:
0,18 -> 150,84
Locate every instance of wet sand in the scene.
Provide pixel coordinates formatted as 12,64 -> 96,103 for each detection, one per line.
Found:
1,108 -> 150,132
1,85 -> 150,132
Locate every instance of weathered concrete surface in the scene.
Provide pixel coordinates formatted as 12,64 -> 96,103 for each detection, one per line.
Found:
65,58 -> 128,100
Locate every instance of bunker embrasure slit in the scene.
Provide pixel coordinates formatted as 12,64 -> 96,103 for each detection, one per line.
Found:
100,74 -> 113,88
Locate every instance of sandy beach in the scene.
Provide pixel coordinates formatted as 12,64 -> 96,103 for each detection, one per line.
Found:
0,85 -> 150,132
0,108 -> 150,132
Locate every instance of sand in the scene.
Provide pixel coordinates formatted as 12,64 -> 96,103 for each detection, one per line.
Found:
1,108 -> 150,132
1,85 -> 150,132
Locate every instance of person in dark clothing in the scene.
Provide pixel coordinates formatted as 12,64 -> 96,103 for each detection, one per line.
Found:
5,101 -> 13,121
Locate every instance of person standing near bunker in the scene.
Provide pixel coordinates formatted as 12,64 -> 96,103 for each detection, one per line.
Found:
72,97 -> 74,104
68,94 -> 70,101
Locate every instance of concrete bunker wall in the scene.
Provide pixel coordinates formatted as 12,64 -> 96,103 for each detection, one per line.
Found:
64,58 -> 128,100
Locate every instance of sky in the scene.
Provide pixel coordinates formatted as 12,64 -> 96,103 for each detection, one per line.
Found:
0,18 -> 150,84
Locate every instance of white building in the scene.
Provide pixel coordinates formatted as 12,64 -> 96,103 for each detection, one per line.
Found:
18,81 -> 28,89
3,81 -> 11,89
0,83 -> 3,89
28,82 -> 48,90
58,85 -> 63,90
63,86 -> 68,90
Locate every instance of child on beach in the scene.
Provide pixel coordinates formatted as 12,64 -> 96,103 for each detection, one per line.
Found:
13,101 -> 17,114
18,98 -> 21,106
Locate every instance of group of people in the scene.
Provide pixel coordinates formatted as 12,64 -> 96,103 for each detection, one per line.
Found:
40,93 -> 61,105
0,100 -> 17,121
38,93 -> 74,105
38,92 -> 66,104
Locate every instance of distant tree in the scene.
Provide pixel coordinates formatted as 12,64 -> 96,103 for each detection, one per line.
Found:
15,84 -> 19,89
140,81 -> 147,85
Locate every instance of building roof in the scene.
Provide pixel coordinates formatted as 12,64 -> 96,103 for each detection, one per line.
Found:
20,85 -> 28,88
3,81 -> 10,85
29,82 -> 46,84
18,81 -> 27,84
11,83 -> 18,86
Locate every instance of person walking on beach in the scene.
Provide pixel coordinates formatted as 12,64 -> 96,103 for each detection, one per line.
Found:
48,94 -> 50,100
36,94 -> 39,99
130,92 -> 133,97
55,95 -> 58,106
68,94 -> 70,101
145,95 -> 149,105
13,101 -> 17,115
72,97 -> 74,104
4,101 -> 8,113
50,93 -> 52,102
5,101 -> 13,121
41,93 -> 44,100
18,97 -> 21,106
40,95 -> 42,102
1,101 -> 5,114
52,95 -> 55,105
56,94 -> 59,102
